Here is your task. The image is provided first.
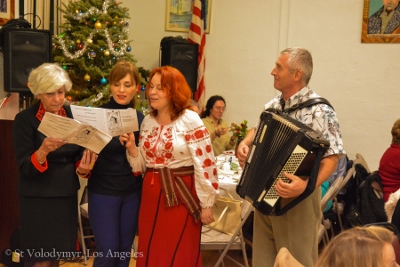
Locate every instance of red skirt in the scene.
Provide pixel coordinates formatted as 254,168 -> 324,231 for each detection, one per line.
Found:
136,170 -> 202,267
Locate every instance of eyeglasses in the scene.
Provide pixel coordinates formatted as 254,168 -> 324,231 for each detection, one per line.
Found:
214,106 -> 226,112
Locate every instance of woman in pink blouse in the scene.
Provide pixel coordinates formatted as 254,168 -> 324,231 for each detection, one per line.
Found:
120,66 -> 218,267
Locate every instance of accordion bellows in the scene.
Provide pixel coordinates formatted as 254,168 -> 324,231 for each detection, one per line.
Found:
236,110 -> 330,215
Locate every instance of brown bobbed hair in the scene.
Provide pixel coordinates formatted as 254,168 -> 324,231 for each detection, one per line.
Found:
146,66 -> 192,121
108,60 -> 140,107
391,118 -> 400,145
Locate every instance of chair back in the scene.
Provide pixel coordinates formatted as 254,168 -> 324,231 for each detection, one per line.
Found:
321,176 -> 344,212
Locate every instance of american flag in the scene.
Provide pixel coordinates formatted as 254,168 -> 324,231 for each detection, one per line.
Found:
188,0 -> 206,110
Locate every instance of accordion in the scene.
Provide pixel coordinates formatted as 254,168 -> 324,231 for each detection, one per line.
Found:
236,110 -> 330,215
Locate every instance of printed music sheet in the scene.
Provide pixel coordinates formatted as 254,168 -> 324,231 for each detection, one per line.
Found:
70,105 -> 139,136
38,112 -> 112,154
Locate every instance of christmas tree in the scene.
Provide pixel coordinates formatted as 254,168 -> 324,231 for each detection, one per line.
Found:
52,0 -> 148,107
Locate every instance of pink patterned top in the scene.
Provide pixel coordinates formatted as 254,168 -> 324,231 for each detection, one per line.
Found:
127,109 -> 219,208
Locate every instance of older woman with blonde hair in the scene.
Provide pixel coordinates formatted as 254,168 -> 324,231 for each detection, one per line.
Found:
316,225 -> 398,267
13,63 -> 97,267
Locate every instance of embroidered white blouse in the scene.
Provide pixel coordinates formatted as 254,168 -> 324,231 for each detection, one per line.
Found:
127,109 -> 218,208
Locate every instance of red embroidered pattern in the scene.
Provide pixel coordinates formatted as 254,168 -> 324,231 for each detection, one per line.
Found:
142,126 -> 175,166
36,102 -> 67,121
140,120 -> 218,190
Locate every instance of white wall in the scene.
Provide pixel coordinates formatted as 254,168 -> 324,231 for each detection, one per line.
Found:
126,0 -> 400,171
1,0 -> 399,171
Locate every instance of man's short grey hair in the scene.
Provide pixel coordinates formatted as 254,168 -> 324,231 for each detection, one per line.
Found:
281,47 -> 313,85
28,63 -> 72,95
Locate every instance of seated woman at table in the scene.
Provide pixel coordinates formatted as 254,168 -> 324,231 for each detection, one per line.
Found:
201,95 -> 236,156
379,118 -> 400,202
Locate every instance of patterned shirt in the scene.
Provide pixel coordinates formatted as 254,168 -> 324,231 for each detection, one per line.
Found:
263,86 -> 346,157
127,109 -> 218,207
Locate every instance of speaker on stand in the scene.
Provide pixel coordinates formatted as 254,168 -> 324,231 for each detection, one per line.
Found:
160,36 -> 199,93
2,28 -> 52,109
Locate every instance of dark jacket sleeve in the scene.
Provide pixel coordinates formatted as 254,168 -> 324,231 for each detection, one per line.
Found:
13,103 -> 80,197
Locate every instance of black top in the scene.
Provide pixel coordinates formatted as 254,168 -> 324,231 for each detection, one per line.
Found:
88,97 -> 144,196
13,101 -> 81,197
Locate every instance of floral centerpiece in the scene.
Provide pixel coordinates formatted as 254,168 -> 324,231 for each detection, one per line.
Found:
230,120 -> 248,137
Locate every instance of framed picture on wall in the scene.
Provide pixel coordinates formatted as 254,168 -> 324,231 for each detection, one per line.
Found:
0,0 -> 15,26
165,0 -> 212,33
361,0 -> 400,43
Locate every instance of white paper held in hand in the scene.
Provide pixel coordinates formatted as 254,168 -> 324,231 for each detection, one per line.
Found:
70,105 -> 139,136
38,112 -> 112,154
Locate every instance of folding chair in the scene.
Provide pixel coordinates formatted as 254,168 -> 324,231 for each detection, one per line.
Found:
77,186 -> 94,265
355,153 -> 371,173
333,164 -> 356,231
201,200 -> 253,267
319,176 -> 345,244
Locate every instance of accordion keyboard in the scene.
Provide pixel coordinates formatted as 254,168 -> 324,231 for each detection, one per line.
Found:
261,145 -> 308,207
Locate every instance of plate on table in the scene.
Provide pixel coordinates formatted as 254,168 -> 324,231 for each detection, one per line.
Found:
223,150 -> 235,156
218,169 -> 235,175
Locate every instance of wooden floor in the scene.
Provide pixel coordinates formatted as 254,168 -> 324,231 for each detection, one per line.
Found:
1,249 -> 251,267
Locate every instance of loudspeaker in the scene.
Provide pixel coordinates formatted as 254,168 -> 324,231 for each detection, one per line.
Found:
3,28 -> 52,93
160,37 -> 198,92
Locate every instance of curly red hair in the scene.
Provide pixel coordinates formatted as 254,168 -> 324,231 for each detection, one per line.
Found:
147,66 -> 192,121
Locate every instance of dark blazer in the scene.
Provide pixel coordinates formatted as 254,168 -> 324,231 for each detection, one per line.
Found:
13,101 -> 81,197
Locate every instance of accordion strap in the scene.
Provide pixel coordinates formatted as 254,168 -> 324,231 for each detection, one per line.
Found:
266,97 -> 334,114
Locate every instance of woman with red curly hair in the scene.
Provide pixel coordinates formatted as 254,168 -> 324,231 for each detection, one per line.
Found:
120,66 -> 218,267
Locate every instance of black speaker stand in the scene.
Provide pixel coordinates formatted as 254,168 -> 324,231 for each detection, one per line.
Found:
19,92 -> 34,111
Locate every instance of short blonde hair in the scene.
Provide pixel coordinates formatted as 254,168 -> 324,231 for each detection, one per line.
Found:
28,63 -> 72,95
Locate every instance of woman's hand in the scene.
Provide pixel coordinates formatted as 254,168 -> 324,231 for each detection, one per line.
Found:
201,207 -> 215,225
77,149 -> 98,174
120,133 -> 138,157
215,126 -> 227,137
40,137 -> 67,153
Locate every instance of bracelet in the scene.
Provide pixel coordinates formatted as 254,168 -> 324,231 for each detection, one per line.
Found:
76,169 -> 89,177
215,131 -> 220,138
128,151 -> 139,158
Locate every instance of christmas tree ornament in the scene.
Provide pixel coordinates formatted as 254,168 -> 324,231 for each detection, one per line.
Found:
76,39 -> 81,44
100,78 -> 107,84
95,21 -> 102,29
84,74 -> 91,81
87,38 -> 93,44
89,51 -> 96,58
126,46 -> 131,52
104,50 -> 110,56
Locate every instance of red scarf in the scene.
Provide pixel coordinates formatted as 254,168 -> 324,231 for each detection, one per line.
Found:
35,102 -> 67,121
